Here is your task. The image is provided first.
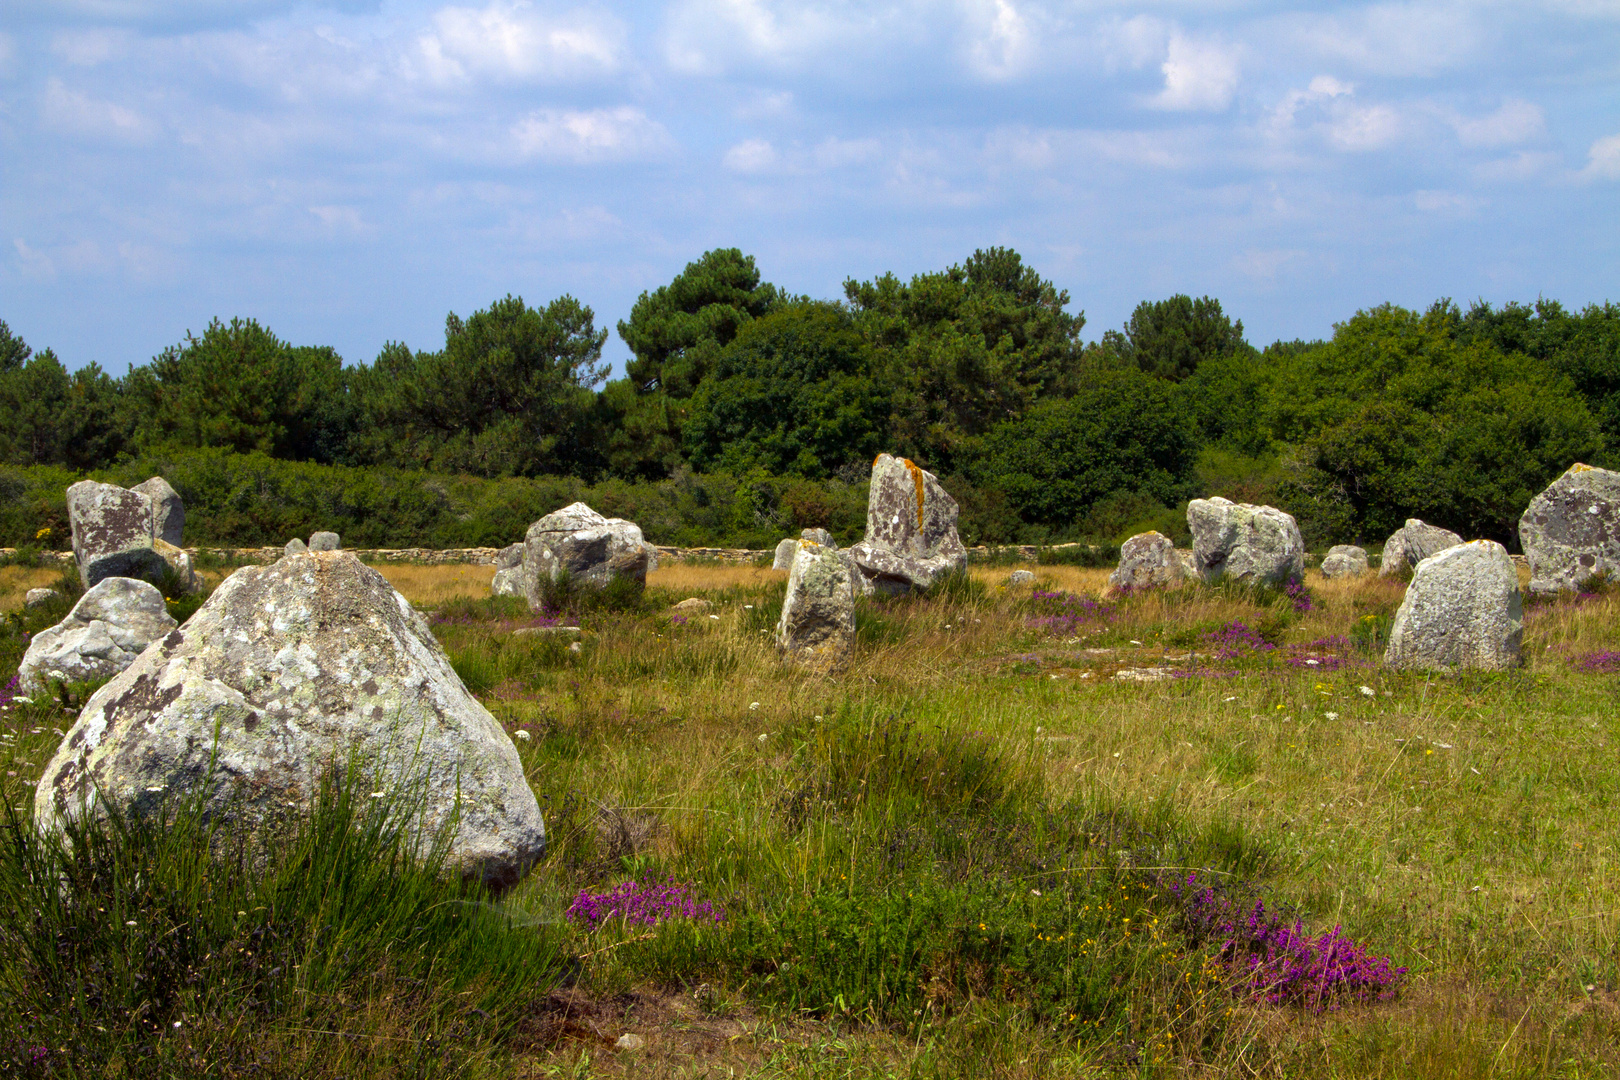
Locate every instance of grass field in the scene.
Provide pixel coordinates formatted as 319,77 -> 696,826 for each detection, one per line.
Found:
3,559 -> 1618,1077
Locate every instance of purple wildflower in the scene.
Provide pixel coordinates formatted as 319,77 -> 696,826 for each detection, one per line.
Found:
1027,591 -> 1114,636
1577,650 -> 1620,674
1203,621 -> 1276,660
565,875 -> 725,931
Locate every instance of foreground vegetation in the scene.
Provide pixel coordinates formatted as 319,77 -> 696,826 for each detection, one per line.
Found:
3,560 -> 1619,1077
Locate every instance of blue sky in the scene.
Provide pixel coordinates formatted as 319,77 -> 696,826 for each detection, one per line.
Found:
3,0 -> 1618,379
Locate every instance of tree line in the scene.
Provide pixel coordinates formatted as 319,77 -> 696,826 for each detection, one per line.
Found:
2,246 -> 1617,550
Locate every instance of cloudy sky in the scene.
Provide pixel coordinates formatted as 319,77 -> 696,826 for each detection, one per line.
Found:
3,0 -> 1618,377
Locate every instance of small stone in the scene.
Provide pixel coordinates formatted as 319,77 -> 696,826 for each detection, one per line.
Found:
1379,519 -> 1462,577
1007,569 -> 1036,586
615,1034 -> 644,1051
800,527 -> 836,548
1320,545 -> 1370,579
308,531 -> 341,552
1109,531 -> 1194,590
24,588 -> 56,609
671,597 -> 712,612
512,625 -> 581,638
284,538 -> 308,556
16,577 -> 177,696
771,538 -> 797,571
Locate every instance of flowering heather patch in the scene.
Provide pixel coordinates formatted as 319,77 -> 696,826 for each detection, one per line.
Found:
1576,650 -> 1620,674
1284,638 -> 1357,671
1285,579 -> 1314,614
0,674 -> 17,709
1203,621 -> 1276,660
565,875 -> 725,931
1026,590 -> 1114,636
1169,873 -> 1405,1011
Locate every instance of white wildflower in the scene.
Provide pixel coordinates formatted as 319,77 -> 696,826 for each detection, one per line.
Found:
515,730 -> 532,741
1359,685 -> 1376,697
1325,712 -> 1339,720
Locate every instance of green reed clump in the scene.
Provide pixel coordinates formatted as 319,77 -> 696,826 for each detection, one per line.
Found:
0,770 -> 567,1077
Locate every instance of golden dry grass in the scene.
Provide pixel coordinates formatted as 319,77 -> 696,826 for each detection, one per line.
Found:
370,562 -> 496,606
0,566 -> 67,613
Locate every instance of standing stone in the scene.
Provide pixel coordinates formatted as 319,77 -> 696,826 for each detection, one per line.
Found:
285,538 -> 309,556
771,538 -> 798,571
1385,541 -> 1522,670
1379,519 -> 1462,577
1519,463 -> 1620,595
309,531 -> 341,552
1186,497 -> 1305,587
777,540 -> 854,675
491,542 -> 525,597
846,454 -> 968,596
34,551 -> 546,893
521,502 -> 654,611
1320,545 -> 1370,579
17,577 -> 177,696
130,477 -> 185,547
67,481 -> 168,590
1109,531 -> 1194,590
800,528 -> 835,548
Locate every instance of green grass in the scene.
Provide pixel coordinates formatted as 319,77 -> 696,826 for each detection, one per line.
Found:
3,563 -> 1620,1076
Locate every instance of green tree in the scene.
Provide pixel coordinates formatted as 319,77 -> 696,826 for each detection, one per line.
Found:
0,320 -> 31,373
974,368 -> 1197,533
845,247 -> 1085,472
1105,294 -> 1248,382
356,295 -> 607,478
682,302 -> 889,478
0,324 -> 128,469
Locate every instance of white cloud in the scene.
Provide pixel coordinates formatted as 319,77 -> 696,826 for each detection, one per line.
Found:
1452,99 -> 1545,148
1267,76 -> 1408,153
1151,34 -> 1239,111
662,0 -> 883,76
418,1 -> 623,83
1096,15 -> 1168,73
1583,133 -> 1620,180
963,0 -> 1035,81
1472,150 -> 1559,183
40,77 -> 153,142
509,107 -> 671,163
12,239 -> 56,282
723,138 -> 778,173
1283,4 -> 1483,78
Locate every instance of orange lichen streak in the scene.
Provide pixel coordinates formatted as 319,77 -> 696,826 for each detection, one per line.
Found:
901,458 -> 926,528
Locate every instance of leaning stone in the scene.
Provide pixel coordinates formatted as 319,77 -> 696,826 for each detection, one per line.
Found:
1519,463 -> 1620,595
1007,569 -> 1036,586
1385,541 -> 1521,670
1379,519 -> 1462,577
777,540 -> 854,674
130,477 -> 185,547
1109,531 -> 1193,590
66,480 -> 167,590
520,502 -> 654,611
1320,545 -> 1370,579
17,577 -> 176,696
1187,497 -> 1304,587
285,538 -> 308,556
24,588 -> 57,609
771,538 -> 797,571
309,531 -> 341,552
847,454 -> 968,596
34,551 -> 545,893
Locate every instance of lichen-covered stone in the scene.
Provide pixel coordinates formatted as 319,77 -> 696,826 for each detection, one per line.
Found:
1385,540 -> 1522,670
490,542 -> 526,597
130,477 -> 185,547
24,588 -> 57,609
67,480 -> 168,590
1187,497 -> 1304,586
520,502 -> 654,611
495,542 -> 524,570
17,577 -> 176,696
309,531 -> 341,552
1519,463 -> 1620,595
777,540 -> 854,674
771,538 -> 797,571
1109,531 -> 1193,590
285,538 -> 308,556
1320,545 -> 1370,579
800,528 -> 835,548
34,551 -> 545,892
1007,569 -> 1036,586
1379,519 -> 1462,577
847,454 -> 967,596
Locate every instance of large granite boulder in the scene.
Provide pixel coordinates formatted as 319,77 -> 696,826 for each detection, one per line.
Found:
130,477 -> 184,547
1519,463 -> 1620,595
521,502 -> 655,611
1379,519 -> 1462,577
1320,545 -> 1370,579
777,539 -> 854,674
1385,541 -> 1522,670
309,531 -> 341,552
846,455 -> 968,596
1186,497 -> 1304,587
1108,531 -> 1193,590
67,478 -> 197,592
491,542 -> 525,597
17,577 -> 177,696
34,551 -> 545,892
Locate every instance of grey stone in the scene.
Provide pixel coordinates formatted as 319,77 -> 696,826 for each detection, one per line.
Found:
847,454 -> 968,596
130,477 -> 185,547
66,480 -> 167,590
24,588 -> 57,609
1320,545 -> 1370,579
615,1034 -> 645,1051
309,531 -> 341,552
771,538 -> 797,571
800,528 -> 835,548
153,539 -> 200,595
1109,531 -> 1194,590
1007,569 -> 1036,586
670,597 -> 712,612
1379,519 -> 1462,577
495,542 -> 524,571
17,577 -> 177,696
34,551 -> 545,893
1519,463 -> 1620,595
490,567 -> 524,597
520,502 -> 654,611
1385,540 -> 1522,671
1187,497 -> 1304,587
777,540 -> 855,674
285,538 -> 309,556
512,625 -> 581,638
